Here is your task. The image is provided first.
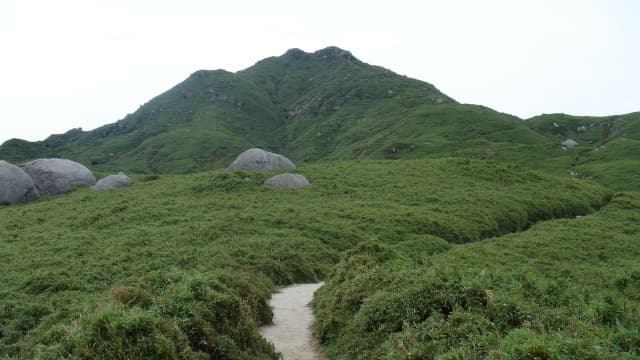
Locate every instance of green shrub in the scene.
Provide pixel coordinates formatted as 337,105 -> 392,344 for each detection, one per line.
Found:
313,192 -> 640,359
64,271 -> 278,359
74,307 -> 192,360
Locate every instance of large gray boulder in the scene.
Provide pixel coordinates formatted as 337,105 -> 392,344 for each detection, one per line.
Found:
20,158 -> 96,195
0,160 -> 39,205
92,172 -> 132,191
263,173 -> 310,189
227,148 -> 295,171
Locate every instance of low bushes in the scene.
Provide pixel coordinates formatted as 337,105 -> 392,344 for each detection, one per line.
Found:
0,158 -> 614,357
26,270 -> 278,359
313,193 -> 640,358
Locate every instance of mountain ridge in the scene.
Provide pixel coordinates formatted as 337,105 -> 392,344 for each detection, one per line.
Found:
0,46 -> 457,172
1,46 -> 638,190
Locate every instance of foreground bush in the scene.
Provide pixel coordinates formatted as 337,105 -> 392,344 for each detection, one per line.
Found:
25,271 -> 277,359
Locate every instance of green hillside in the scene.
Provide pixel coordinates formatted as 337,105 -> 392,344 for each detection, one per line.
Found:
1,47 -> 640,359
0,159 -> 612,358
0,47 -> 557,176
314,192 -> 640,359
528,112 -> 640,191
2,47 -> 638,191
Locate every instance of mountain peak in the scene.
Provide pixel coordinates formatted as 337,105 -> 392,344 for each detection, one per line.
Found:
313,46 -> 357,61
282,46 -> 358,62
284,48 -> 306,57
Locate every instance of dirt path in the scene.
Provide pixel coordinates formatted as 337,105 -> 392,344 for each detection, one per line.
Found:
260,283 -> 324,360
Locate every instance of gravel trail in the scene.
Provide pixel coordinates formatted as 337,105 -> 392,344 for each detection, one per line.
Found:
260,283 -> 324,360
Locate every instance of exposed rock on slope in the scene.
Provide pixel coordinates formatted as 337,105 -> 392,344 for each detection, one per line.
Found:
92,172 -> 132,191
227,148 -> 295,171
21,158 -> 96,195
0,160 -> 39,205
263,173 -> 310,189
562,139 -> 578,149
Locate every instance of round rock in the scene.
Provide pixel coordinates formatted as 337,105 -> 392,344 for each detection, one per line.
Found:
562,139 -> 578,149
263,173 -> 310,189
92,173 -> 132,191
20,158 -> 96,195
227,148 -> 295,171
0,160 -> 39,205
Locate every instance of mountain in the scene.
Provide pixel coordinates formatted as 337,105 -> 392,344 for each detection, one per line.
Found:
2,47 -> 640,359
0,47 -> 544,173
1,46 -> 638,191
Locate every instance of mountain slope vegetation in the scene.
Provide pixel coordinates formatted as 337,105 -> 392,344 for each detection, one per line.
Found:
2,47 -> 639,192
4,47 -> 637,191
1,47 -> 639,359
314,192 -> 640,359
0,47 -> 447,173
0,47 -> 562,176
528,112 -> 640,191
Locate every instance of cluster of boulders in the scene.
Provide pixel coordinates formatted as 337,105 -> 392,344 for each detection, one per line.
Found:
2,148 -> 306,206
227,148 -> 310,189
0,158 -> 131,206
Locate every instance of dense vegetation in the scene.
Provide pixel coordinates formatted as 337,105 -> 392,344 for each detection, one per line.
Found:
528,112 -> 640,191
0,159 -> 611,358
314,192 -> 640,358
0,47 -> 452,173
3,47 -> 639,194
1,47 -> 638,359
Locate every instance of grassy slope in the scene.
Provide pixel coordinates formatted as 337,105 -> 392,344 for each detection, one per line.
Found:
0,47 -> 567,178
314,192 -> 640,359
1,48 -> 638,192
0,48 -> 450,173
527,112 -> 640,191
0,46 -> 638,360
0,158 -> 610,358
21,69 -> 286,174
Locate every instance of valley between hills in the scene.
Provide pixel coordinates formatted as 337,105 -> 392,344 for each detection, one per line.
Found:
1,47 -> 639,359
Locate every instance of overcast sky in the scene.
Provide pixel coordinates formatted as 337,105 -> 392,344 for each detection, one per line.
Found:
1,0 -> 638,144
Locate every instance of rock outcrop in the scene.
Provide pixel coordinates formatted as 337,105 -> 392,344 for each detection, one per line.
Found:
263,173 -> 310,189
20,158 -> 96,195
0,160 -> 39,205
227,148 -> 295,171
562,139 -> 578,149
92,172 -> 132,191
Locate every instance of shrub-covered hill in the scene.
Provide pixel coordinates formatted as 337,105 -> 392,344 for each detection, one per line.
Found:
0,158 -> 611,358
3,47 -> 638,191
314,192 -> 640,359
0,47 -> 556,175
0,47 -> 447,173
527,112 -> 640,191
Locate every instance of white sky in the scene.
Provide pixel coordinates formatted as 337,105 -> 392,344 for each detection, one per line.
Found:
1,0 -> 638,144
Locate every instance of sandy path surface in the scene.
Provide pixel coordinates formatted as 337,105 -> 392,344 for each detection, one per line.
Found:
260,283 -> 324,360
